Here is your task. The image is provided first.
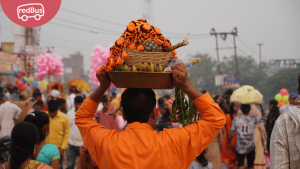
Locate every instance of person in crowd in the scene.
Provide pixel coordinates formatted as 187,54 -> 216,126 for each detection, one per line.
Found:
58,98 -> 67,114
0,121 -> 52,169
75,63 -> 226,169
223,89 -> 233,103
219,99 -> 229,114
4,87 -> 11,99
229,104 -> 266,169
28,100 -> 44,114
24,111 -> 60,168
271,75 -> 300,169
153,123 -> 171,132
265,100 -> 280,153
95,95 -> 116,118
45,100 -> 70,169
50,90 -> 60,100
67,96 -> 84,169
213,95 -> 223,105
190,149 -> 213,169
66,88 -> 76,111
0,96 -> 22,137
10,87 -> 20,101
205,130 -> 222,169
111,92 -> 120,108
221,103 -> 240,169
163,94 -> 173,113
279,92 -> 298,114
157,99 -> 172,126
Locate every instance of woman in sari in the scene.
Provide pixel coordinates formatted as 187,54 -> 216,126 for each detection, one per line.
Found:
237,104 -> 267,169
221,103 -> 240,169
0,121 -> 52,169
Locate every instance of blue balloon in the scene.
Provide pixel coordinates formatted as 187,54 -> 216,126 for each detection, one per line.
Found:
21,78 -> 26,84
110,88 -> 116,93
32,81 -> 39,88
14,72 -> 19,77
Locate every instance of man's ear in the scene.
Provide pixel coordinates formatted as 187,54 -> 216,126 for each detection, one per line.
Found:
122,110 -> 127,121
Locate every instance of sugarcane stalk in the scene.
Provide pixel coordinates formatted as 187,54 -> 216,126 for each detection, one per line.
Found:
164,39 -> 189,52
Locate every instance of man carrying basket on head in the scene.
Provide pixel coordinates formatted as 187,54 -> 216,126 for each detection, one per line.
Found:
75,63 -> 226,169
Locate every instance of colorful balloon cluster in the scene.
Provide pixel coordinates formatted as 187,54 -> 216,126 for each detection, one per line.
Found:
89,45 -> 114,87
35,53 -> 64,81
274,88 -> 289,108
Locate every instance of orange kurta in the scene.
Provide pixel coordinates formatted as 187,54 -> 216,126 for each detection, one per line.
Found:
75,93 -> 226,169
221,114 -> 237,169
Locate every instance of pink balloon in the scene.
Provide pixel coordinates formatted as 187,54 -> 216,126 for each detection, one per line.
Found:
280,88 -> 288,96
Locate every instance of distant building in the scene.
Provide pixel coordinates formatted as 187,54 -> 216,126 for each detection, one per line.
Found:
61,52 -> 88,84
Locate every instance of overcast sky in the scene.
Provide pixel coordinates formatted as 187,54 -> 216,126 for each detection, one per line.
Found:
1,0 -> 300,72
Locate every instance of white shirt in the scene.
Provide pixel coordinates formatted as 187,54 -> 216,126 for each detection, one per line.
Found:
279,102 -> 290,114
190,161 -> 213,169
66,93 -> 76,112
67,109 -> 83,146
0,101 -> 22,137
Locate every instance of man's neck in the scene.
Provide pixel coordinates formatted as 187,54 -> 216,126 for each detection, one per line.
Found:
242,113 -> 250,116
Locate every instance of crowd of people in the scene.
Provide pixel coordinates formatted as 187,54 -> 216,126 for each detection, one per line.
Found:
0,64 -> 299,169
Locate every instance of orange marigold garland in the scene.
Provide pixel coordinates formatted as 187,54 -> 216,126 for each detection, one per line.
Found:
104,19 -> 176,71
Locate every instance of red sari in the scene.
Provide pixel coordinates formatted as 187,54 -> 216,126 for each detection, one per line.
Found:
221,114 -> 237,169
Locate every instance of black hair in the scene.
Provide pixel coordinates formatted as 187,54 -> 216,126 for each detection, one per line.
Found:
112,92 -> 117,98
241,104 -> 251,114
69,88 -> 75,93
57,98 -> 66,106
0,87 -> 3,94
196,150 -> 208,167
33,100 -> 44,107
219,99 -> 228,114
121,88 -> 156,123
201,90 -> 207,94
74,95 -> 84,103
158,98 -> 165,108
101,95 -> 108,103
24,111 -> 49,143
154,123 -> 170,131
32,90 -> 42,98
53,85 -> 59,90
48,99 -> 59,112
163,94 -> 171,100
224,89 -> 233,95
213,95 -> 220,103
9,121 -> 39,169
266,100 -> 280,132
12,86 -> 18,92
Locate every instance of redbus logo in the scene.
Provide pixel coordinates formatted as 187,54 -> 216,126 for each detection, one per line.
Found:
17,3 -> 44,21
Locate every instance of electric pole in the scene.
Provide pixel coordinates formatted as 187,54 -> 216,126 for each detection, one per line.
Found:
143,0 -> 154,25
257,43 -> 263,66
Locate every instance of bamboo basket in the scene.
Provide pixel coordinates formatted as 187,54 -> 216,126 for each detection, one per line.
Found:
124,49 -> 171,69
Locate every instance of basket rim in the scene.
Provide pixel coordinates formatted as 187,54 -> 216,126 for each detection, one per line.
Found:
127,49 -> 170,54
106,71 -> 172,74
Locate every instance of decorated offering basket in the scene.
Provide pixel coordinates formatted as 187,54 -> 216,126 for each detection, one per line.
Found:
106,72 -> 174,89
125,49 -> 171,69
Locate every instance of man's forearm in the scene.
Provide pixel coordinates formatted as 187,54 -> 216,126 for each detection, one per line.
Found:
89,85 -> 108,103
180,82 -> 203,100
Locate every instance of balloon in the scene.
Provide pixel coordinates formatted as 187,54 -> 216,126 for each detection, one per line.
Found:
21,78 -> 27,84
40,80 -> 48,89
16,81 -> 24,88
16,74 -> 22,79
27,77 -> 33,85
279,88 -> 288,96
38,86 -> 46,93
278,101 -> 287,108
28,75 -> 35,81
20,71 -> 26,76
6,82 -> 12,87
282,96 -> 289,103
275,93 -> 283,102
13,72 -> 18,77
32,81 -> 39,88
35,53 -> 64,81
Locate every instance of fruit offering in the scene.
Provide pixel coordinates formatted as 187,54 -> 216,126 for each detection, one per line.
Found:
103,19 -> 179,71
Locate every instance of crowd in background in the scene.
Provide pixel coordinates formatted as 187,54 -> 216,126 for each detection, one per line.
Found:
0,75 -> 299,169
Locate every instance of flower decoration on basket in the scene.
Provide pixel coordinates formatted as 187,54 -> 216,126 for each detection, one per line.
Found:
103,18 -> 180,72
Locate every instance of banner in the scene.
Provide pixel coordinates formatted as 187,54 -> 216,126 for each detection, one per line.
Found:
215,74 -> 240,88
22,45 -> 53,54
0,52 -> 23,74
1,42 -> 14,52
